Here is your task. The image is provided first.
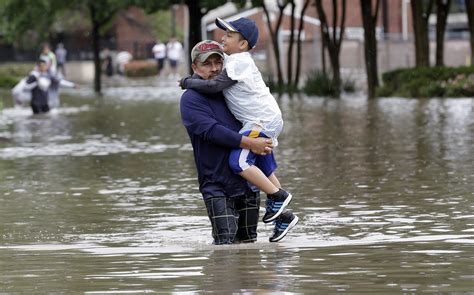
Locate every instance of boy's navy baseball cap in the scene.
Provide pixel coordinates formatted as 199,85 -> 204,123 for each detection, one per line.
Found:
215,17 -> 259,49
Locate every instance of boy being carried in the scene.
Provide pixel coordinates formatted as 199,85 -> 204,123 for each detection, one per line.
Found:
180,17 -> 298,242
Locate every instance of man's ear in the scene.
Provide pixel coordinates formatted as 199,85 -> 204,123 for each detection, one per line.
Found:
191,63 -> 197,73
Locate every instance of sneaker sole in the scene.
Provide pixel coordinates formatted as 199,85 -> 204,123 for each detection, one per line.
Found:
269,215 -> 299,242
263,193 -> 293,223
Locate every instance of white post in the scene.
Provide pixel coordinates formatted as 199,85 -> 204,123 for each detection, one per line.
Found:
402,0 -> 409,41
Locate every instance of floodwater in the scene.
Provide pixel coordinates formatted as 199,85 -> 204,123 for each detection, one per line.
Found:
0,78 -> 473,293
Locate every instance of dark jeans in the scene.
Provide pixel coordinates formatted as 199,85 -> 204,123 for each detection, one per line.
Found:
204,192 -> 260,245
156,58 -> 165,73
32,104 -> 50,114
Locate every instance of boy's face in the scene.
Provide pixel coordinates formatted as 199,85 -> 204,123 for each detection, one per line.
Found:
221,31 -> 248,54
191,54 -> 223,80
38,62 -> 48,72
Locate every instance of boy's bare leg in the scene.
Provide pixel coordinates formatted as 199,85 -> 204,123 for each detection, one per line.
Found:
239,166 -> 279,194
267,173 -> 281,189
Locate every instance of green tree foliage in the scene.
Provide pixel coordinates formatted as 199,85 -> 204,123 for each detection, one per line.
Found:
0,0 -> 66,47
0,0 -> 168,93
148,10 -> 183,42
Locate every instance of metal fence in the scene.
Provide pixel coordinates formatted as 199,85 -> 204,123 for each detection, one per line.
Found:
0,41 -> 157,63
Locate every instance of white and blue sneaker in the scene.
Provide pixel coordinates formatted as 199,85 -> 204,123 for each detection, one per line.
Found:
262,189 -> 293,223
269,210 -> 299,242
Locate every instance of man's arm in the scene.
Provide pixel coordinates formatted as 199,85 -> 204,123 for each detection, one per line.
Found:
179,69 -> 237,94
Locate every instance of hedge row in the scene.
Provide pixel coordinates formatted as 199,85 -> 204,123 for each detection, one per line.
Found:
124,60 -> 158,77
377,66 -> 474,98
0,63 -> 33,88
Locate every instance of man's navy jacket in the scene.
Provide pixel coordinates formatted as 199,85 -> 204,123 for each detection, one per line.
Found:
180,88 -> 257,200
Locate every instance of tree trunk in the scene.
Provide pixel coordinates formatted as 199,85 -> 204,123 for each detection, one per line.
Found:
329,50 -> 341,89
435,0 -> 451,67
360,0 -> 380,99
295,0 -> 310,88
185,0 -> 203,74
315,0 -> 346,98
320,25 -> 327,74
262,2 -> 287,93
287,0 -> 296,91
381,0 -> 389,36
411,0 -> 434,67
466,0 -> 474,65
90,4 -> 102,94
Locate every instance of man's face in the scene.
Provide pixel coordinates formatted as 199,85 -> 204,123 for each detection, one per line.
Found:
191,54 -> 223,80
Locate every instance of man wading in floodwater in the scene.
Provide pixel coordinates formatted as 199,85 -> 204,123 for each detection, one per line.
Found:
180,40 -> 272,244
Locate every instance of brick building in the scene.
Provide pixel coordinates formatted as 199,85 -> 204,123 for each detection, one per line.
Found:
202,0 -> 470,80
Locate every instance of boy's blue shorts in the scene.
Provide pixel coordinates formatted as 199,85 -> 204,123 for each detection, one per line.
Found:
229,129 -> 277,177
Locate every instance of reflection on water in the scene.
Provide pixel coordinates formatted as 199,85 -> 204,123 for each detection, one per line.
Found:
0,84 -> 473,293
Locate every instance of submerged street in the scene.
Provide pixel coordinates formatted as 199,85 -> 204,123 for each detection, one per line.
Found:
0,79 -> 473,293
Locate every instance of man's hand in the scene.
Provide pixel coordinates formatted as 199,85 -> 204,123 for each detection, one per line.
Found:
240,136 -> 273,156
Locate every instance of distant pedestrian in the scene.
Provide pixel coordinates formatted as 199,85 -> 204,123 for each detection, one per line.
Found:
116,51 -> 132,75
39,43 -> 57,75
166,37 -> 183,78
55,43 -> 67,77
152,38 -> 166,76
23,58 -> 55,114
102,48 -> 114,77
19,58 -> 77,112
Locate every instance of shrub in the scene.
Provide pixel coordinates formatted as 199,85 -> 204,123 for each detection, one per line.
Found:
124,60 -> 158,77
303,71 -> 356,97
342,79 -> 355,93
0,63 -> 32,78
0,63 -> 32,89
375,85 -> 392,97
378,66 -> 474,98
422,83 -> 445,97
0,75 -> 20,88
303,70 -> 337,96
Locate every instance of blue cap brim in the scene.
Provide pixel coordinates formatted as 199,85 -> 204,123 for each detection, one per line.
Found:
215,17 -> 237,32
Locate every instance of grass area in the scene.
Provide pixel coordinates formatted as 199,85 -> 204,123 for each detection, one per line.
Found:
377,66 -> 474,98
0,62 -> 34,88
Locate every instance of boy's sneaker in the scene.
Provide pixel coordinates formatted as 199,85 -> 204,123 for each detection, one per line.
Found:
269,210 -> 299,242
262,189 -> 293,223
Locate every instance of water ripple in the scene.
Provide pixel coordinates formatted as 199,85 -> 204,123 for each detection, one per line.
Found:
0,137 -> 181,159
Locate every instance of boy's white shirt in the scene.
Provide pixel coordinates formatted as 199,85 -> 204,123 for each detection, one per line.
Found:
223,52 -> 283,144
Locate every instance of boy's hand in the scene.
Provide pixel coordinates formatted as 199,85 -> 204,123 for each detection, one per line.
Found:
248,137 -> 273,155
179,76 -> 191,89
